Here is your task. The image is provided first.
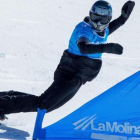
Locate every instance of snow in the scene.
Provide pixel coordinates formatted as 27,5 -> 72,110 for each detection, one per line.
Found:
0,0 -> 139,139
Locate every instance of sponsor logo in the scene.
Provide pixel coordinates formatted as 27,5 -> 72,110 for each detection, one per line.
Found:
73,115 -> 140,135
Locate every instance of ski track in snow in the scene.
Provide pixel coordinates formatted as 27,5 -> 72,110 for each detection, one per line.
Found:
0,0 -> 139,139
10,19 -> 41,24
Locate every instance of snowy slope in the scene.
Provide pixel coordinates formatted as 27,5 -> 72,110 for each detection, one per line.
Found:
0,0 -> 139,139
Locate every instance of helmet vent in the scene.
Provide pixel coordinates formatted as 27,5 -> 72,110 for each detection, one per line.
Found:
98,7 -> 107,9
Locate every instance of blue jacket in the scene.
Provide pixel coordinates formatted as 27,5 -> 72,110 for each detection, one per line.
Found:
55,16 -> 125,82
68,21 -> 109,59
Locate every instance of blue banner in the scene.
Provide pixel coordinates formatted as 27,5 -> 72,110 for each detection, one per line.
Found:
36,71 -> 140,140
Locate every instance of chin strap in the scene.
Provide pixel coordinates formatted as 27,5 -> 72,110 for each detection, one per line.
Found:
83,16 -> 93,28
88,18 -> 94,27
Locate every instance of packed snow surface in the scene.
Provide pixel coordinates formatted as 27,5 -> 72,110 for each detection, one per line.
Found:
0,0 -> 139,139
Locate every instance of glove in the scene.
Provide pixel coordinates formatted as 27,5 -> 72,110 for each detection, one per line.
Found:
102,43 -> 123,55
121,1 -> 135,19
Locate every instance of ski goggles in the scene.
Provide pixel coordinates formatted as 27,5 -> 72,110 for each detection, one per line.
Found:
90,13 -> 111,24
91,21 -> 108,32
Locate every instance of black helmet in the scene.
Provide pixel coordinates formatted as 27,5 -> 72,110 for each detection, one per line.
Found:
89,0 -> 112,32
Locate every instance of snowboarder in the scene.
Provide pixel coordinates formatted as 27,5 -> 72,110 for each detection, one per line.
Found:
0,0 -> 135,121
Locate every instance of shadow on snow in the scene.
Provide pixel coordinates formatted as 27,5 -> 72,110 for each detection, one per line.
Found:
0,123 -> 30,140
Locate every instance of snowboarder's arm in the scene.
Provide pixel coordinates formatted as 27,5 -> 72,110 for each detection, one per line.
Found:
108,15 -> 127,35
109,1 -> 135,35
77,37 -> 123,55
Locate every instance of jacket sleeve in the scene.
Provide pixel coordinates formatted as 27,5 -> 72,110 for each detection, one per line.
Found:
77,37 -> 104,54
77,38 -> 123,55
108,15 -> 127,35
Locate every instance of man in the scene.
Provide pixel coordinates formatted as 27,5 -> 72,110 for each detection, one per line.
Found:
0,0 -> 135,121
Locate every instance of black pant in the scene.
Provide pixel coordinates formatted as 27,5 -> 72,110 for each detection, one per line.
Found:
0,74 -> 82,115
0,50 -> 102,115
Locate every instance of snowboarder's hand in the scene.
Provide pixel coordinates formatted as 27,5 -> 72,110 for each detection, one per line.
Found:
121,1 -> 135,19
103,43 -> 123,55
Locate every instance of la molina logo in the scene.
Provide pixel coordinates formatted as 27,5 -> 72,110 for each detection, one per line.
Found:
73,114 -> 140,135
